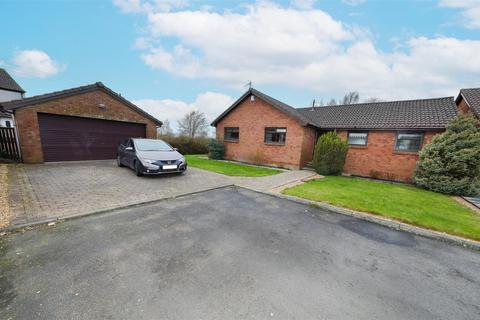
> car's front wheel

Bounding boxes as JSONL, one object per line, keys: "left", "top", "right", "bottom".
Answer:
{"left": 116, "top": 155, "right": 124, "bottom": 167}
{"left": 134, "top": 161, "right": 143, "bottom": 177}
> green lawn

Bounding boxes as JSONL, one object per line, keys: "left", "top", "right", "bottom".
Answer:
{"left": 283, "top": 176, "right": 480, "bottom": 240}
{"left": 185, "top": 154, "right": 281, "bottom": 177}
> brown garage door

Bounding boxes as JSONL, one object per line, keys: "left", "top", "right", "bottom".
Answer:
{"left": 38, "top": 113, "right": 146, "bottom": 162}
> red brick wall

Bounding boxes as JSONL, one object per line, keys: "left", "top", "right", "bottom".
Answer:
{"left": 338, "top": 130, "right": 439, "bottom": 182}
{"left": 457, "top": 99, "right": 471, "bottom": 114}
{"left": 215, "top": 95, "right": 313, "bottom": 169}
{"left": 15, "top": 89, "right": 158, "bottom": 163}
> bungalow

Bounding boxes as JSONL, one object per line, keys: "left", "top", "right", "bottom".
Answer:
{"left": 211, "top": 88, "right": 478, "bottom": 182}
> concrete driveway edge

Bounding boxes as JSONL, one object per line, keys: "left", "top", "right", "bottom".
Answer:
{"left": 1, "top": 184, "right": 235, "bottom": 234}
{"left": 240, "top": 186, "right": 480, "bottom": 251}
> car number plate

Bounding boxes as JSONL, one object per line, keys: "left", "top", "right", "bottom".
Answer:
{"left": 163, "top": 164, "right": 178, "bottom": 170}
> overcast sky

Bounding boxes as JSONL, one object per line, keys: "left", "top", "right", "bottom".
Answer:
{"left": 2, "top": 0, "right": 480, "bottom": 131}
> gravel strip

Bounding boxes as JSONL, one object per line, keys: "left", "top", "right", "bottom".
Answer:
{"left": 0, "top": 164, "right": 11, "bottom": 228}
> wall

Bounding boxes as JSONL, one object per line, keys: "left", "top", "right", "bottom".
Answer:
{"left": 457, "top": 98, "right": 480, "bottom": 120}
{"left": 215, "top": 95, "right": 312, "bottom": 169}
{"left": 338, "top": 130, "right": 439, "bottom": 182}
{"left": 457, "top": 99, "right": 471, "bottom": 114}
{"left": 0, "top": 89, "right": 22, "bottom": 103}
{"left": 14, "top": 89, "right": 158, "bottom": 163}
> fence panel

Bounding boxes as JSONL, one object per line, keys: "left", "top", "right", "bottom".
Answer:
{"left": 0, "top": 127, "right": 20, "bottom": 160}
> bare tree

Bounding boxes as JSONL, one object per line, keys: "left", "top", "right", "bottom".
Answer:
{"left": 322, "top": 91, "right": 360, "bottom": 106}
{"left": 364, "top": 97, "right": 383, "bottom": 103}
{"left": 341, "top": 91, "right": 360, "bottom": 105}
{"left": 157, "top": 119, "right": 173, "bottom": 136}
{"left": 177, "top": 110, "right": 209, "bottom": 138}
{"left": 327, "top": 98, "right": 338, "bottom": 106}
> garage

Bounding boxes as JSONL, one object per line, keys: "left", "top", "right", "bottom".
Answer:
{"left": 38, "top": 113, "right": 146, "bottom": 162}
{"left": 0, "top": 82, "right": 162, "bottom": 163}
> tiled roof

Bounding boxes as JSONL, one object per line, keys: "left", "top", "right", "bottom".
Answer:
{"left": 213, "top": 88, "right": 458, "bottom": 130}
{"left": 296, "top": 97, "right": 457, "bottom": 130}
{"left": 0, "top": 110, "right": 12, "bottom": 118}
{"left": 0, "top": 69, "right": 25, "bottom": 93}
{"left": 0, "top": 82, "right": 162, "bottom": 126}
{"left": 457, "top": 88, "right": 480, "bottom": 118}
{"left": 211, "top": 88, "right": 311, "bottom": 126}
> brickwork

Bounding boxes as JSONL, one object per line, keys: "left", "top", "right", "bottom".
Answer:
{"left": 14, "top": 89, "right": 158, "bottom": 163}
{"left": 457, "top": 99, "right": 471, "bottom": 115}
{"left": 215, "top": 95, "right": 314, "bottom": 169}
{"left": 338, "top": 130, "right": 439, "bottom": 182}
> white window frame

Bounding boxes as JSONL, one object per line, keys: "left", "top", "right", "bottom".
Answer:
{"left": 347, "top": 131, "right": 368, "bottom": 146}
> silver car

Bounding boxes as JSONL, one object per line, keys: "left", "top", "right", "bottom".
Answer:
{"left": 117, "top": 138, "right": 187, "bottom": 176}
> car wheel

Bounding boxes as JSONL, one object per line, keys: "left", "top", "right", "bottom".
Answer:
{"left": 134, "top": 161, "right": 143, "bottom": 177}
{"left": 116, "top": 155, "right": 124, "bottom": 167}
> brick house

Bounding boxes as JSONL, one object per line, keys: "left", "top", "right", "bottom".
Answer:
{"left": 212, "top": 88, "right": 463, "bottom": 182}
{"left": 455, "top": 88, "right": 480, "bottom": 119}
{"left": 0, "top": 82, "right": 162, "bottom": 163}
{"left": 0, "top": 68, "right": 25, "bottom": 127}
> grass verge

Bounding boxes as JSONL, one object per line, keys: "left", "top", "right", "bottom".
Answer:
{"left": 185, "top": 155, "right": 281, "bottom": 177}
{"left": 282, "top": 176, "right": 480, "bottom": 241}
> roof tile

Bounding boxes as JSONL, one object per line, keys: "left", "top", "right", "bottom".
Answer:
{"left": 297, "top": 97, "right": 457, "bottom": 130}
{"left": 0, "top": 69, "right": 25, "bottom": 93}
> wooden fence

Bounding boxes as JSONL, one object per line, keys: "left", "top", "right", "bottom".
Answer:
{"left": 0, "top": 127, "right": 20, "bottom": 161}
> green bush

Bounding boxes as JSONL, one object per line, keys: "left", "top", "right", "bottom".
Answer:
{"left": 414, "top": 114, "right": 480, "bottom": 196}
{"left": 208, "top": 139, "right": 225, "bottom": 160}
{"left": 312, "top": 131, "right": 349, "bottom": 175}
{"left": 158, "top": 134, "right": 209, "bottom": 155}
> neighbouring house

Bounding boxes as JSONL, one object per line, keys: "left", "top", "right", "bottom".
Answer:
{"left": 0, "top": 68, "right": 25, "bottom": 127}
{"left": 455, "top": 88, "right": 480, "bottom": 119}
{"left": 212, "top": 88, "right": 465, "bottom": 182}
{"left": 0, "top": 81, "right": 162, "bottom": 163}
{"left": 0, "top": 110, "right": 14, "bottom": 128}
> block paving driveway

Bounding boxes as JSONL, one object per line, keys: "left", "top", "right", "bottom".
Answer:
{"left": 6, "top": 161, "right": 314, "bottom": 227}
{"left": 1, "top": 187, "right": 479, "bottom": 319}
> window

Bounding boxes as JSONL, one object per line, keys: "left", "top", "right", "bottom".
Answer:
{"left": 5, "top": 121, "right": 11, "bottom": 127}
{"left": 224, "top": 127, "right": 239, "bottom": 141}
{"left": 348, "top": 131, "right": 368, "bottom": 146}
{"left": 395, "top": 132, "right": 424, "bottom": 152}
{"left": 134, "top": 139, "right": 173, "bottom": 151}
{"left": 265, "top": 127, "right": 287, "bottom": 144}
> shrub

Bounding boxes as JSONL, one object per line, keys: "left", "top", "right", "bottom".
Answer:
{"left": 312, "top": 131, "right": 349, "bottom": 175}
{"left": 208, "top": 139, "right": 225, "bottom": 160}
{"left": 158, "top": 134, "right": 209, "bottom": 155}
{"left": 413, "top": 114, "right": 480, "bottom": 196}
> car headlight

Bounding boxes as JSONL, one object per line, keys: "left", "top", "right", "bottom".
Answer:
{"left": 141, "top": 159, "right": 156, "bottom": 164}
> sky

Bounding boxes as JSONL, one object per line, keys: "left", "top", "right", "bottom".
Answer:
{"left": 1, "top": 0, "right": 480, "bottom": 132}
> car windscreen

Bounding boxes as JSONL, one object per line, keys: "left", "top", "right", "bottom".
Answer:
{"left": 135, "top": 140, "right": 173, "bottom": 151}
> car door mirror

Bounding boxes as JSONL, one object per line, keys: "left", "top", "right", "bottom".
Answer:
{"left": 173, "top": 148, "right": 178, "bottom": 151}
{"left": 125, "top": 146, "right": 133, "bottom": 151}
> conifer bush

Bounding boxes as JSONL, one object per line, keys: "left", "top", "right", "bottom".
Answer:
{"left": 208, "top": 139, "right": 225, "bottom": 160}
{"left": 312, "top": 131, "right": 349, "bottom": 175}
{"left": 414, "top": 114, "right": 480, "bottom": 196}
